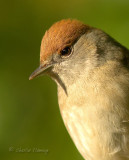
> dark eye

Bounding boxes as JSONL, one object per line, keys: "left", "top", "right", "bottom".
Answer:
{"left": 60, "top": 47, "right": 71, "bottom": 57}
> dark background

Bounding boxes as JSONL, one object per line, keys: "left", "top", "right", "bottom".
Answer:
{"left": 0, "top": 0, "right": 129, "bottom": 160}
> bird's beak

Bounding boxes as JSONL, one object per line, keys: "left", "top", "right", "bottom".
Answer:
{"left": 29, "top": 63, "right": 53, "bottom": 80}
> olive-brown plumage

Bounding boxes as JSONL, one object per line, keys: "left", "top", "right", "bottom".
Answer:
{"left": 30, "top": 19, "right": 129, "bottom": 160}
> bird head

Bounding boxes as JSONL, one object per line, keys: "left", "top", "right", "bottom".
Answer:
{"left": 29, "top": 19, "right": 127, "bottom": 90}
{"left": 29, "top": 19, "right": 94, "bottom": 81}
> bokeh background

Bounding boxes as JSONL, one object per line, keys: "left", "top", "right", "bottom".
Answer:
{"left": 0, "top": 0, "right": 129, "bottom": 160}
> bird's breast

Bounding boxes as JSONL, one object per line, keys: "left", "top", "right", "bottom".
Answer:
{"left": 57, "top": 63, "right": 129, "bottom": 160}
{"left": 60, "top": 105, "right": 96, "bottom": 160}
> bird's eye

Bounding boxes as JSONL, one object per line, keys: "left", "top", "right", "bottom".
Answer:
{"left": 60, "top": 47, "right": 71, "bottom": 58}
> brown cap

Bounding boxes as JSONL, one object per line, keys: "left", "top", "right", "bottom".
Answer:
{"left": 40, "top": 19, "right": 90, "bottom": 63}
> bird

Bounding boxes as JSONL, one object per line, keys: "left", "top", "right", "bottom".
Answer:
{"left": 29, "top": 19, "right": 129, "bottom": 160}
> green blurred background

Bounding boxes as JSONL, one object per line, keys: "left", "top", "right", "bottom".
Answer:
{"left": 0, "top": 0, "right": 129, "bottom": 160}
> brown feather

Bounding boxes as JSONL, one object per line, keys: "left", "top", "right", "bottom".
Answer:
{"left": 40, "top": 19, "right": 91, "bottom": 63}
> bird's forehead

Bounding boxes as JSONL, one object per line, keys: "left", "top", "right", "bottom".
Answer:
{"left": 40, "top": 19, "right": 90, "bottom": 63}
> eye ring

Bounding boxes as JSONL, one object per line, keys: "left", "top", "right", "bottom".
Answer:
{"left": 60, "top": 47, "right": 72, "bottom": 58}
